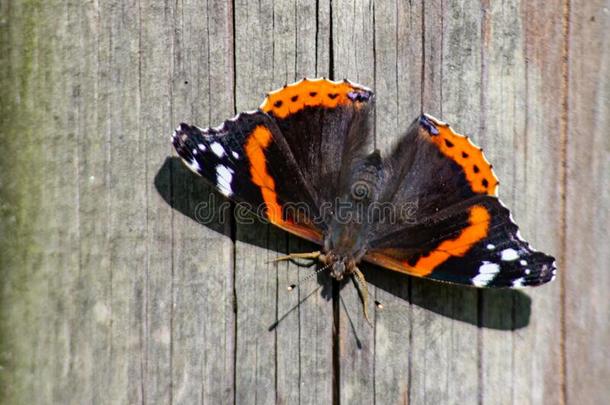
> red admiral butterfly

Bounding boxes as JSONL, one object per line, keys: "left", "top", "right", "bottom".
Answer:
{"left": 172, "top": 78, "right": 556, "bottom": 320}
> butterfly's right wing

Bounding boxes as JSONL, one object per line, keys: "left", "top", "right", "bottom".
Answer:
{"left": 364, "top": 115, "right": 556, "bottom": 288}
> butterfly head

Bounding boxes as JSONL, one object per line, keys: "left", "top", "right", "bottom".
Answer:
{"left": 322, "top": 252, "right": 357, "bottom": 281}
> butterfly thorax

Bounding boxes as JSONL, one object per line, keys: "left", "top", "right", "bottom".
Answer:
{"left": 322, "top": 181, "right": 381, "bottom": 279}
{"left": 323, "top": 219, "right": 369, "bottom": 280}
{"left": 322, "top": 150, "right": 385, "bottom": 279}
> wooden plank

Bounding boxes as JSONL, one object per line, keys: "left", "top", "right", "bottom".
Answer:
{"left": 233, "top": 1, "right": 333, "bottom": 404}
{"left": 139, "top": 2, "right": 176, "bottom": 403}
{"left": 2, "top": 4, "right": 51, "bottom": 400}
{"left": 290, "top": 9, "right": 335, "bottom": 404}
{"left": 37, "top": 2, "right": 82, "bottom": 403}
{"left": 65, "top": 1, "right": 110, "bottom": 403}
{"left": 0, "top": 1, "right": 39, "bottom": 402}
{"left": 98, "top": 1, "right": 149, "bottom": 403}
{"left": 331, "top": 1, "right": 376, "bottom": 404}
{"left": 0, "top": 1, "right": 82, "bottom": 403}
{"left": 565, "top": 1, "right": 610, "bottom": 403}
{"left": 233, "top": 1, "right": 278, "bottom": 399}
{"left": 507, "top": 2, "right": 565, "bottom": 403}
{"left": 371, "top": 1, "right": 423, "bottom": 403}
{"left": 168, "top": 0, "right": 236, "bottom": 403}
{"left": 0, "top": 1, "right": 608, "bottom": 404}
{"left": 478, "top": 1, "right": 529, "bottom": 403}
{"left": 477, "top": 1, "right": 564, "bottom": 404}
{"left": 272, "top": 4, "right": 314, "bottom": 403}
{"left": 276, "top": 3, "right": 335, "bottom": 403}
{"left": 410, "top": 2, "right": 482, "bottom": 403}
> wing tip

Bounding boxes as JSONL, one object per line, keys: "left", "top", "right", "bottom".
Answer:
{"left": 420, "top": 113, "right": 500, "bottom": 197}
{"left": 171, "top": 123, "right": 204, "bottom": 175}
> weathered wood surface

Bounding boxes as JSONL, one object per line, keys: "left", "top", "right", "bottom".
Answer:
{"left": 0, "top": 1, "right": 608, "bottom": 404}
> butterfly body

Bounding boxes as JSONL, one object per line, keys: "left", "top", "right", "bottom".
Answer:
{"left": 172, "top": 78, "right": 556, "bottom": 302}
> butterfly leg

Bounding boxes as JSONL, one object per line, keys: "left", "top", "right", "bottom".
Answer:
{"left": 352, "top": 267, "right": 373, "bottom": 326}
{"left": 269, "top": 251, "right": 322, "bottom": 263}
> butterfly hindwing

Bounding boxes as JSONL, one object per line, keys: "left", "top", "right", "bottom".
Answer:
{"left": 365, "top": 195, "right": 556, "bottom": 287}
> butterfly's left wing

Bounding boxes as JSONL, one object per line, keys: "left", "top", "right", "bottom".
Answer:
{"left": 172, "top": 110, "right": 324, "bottom": 244}
{"left": 172, "top": 78, "right": 375, "bottom": 245}
{"left": 364, "top": 115, "right": 556, "bottom": 288}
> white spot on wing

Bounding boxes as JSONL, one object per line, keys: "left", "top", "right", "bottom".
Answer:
{"left": 472, "top": 261, "right": 500, "bottom": 287}
{"left": 210, "top": 142, "right": 225, "bottom": 157}
{"left": 479, "top": 262, "right": 501, "bottom": 274}
{"left": 472, "top": 274, "right": 495, "bottom": 287}
{"left": 216, "top": 165, "right": 234, "bottom": 197}
{"left": 198, "top": 143, "right": 206, "bottom": 151}
{"left": 512, "top": 277, "right": 526, "bottom": 288}
{"left": 501, "top": 248, "right": 519, "bottom": 261}
{"left": 486, "top": 243, "right": 495, "bottom": 250}
{"left": 524, "top": 268, "right": 531, "bottom": 275}
{"left": 520, "top": 259, "right": 527, "bottom": 266}
{"left": 185, "top": 159, "right": 201, "bottom": 175}
{"left": 232, "top": 151, "right": 240, "bottom": 159}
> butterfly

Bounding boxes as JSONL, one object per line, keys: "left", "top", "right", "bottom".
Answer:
{"left": 171, "top": 78, "right": 556, "bottom": 322}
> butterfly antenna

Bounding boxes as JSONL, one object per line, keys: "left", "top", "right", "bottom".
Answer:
{"left": 287, "top": 262, "right": 333, "bottom": 291}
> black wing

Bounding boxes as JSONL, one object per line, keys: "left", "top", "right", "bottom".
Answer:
{"left": 364, "top": 115, "right": 556, "bottom": 288}
{"left": 260, "top": 78, "right": 375, "bottom": 213}
{"left": 171, "top": 78, "right": 375, "bottom": 244}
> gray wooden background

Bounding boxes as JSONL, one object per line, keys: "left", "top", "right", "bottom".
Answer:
{"left": 1, "top": 0, "right": 608, "bottom": 404}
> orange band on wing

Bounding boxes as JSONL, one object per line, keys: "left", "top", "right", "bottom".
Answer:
{"left": 244, "top": 125, "right": 323, "bottom": 243}
{"left": 425, "top": 115, "right": 499, "bottom": 196}
{"left": 365, "top": 205, "right": 490, "bottom": 277}
{"left": 411, "top": 205, "right": 490, "bottom": 275}
{"left": 245, "top": 126, "right": 282, "bottom": 221}
{"left": 260, "top": 78, "right": 370, "bottom": 119}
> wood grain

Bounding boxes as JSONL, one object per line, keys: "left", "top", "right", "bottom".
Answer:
{"left": 411, "top": 2, "right": 481, "bottom": 403}
{"left": 331, "top": 1, "right": 376, "bottom": 404}
{"left": 478, "top": 1, "right": 565, "bottom": 404}
{"left": 170, "top": 1, "right": 236, "bottom": 403}
{"left": 565, "top": 1, "right": 610, "bottom": 404}
{"left": 371, "top": 2, "right": 423, "bottom": 403}
{"left": 0, "top": 1, "right": 608, "bottom": 404}
{"left": 233, "top": 1, "right": 333, "bottom": 404}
